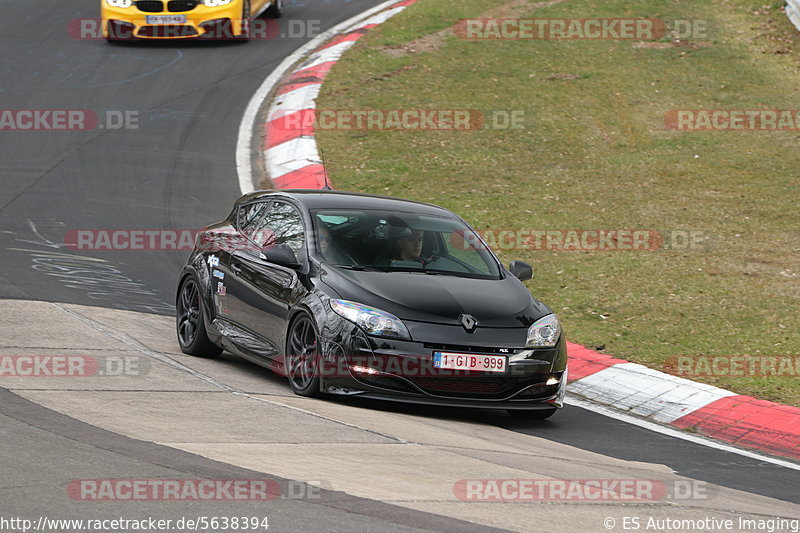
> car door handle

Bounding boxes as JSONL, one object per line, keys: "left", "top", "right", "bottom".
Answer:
{"left": 230, "top": 263, "right": 242, "bottom": 275}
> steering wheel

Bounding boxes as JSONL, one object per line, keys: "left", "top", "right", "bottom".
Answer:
{"left": 421, "top": 251, "right": 440, "bottom": 267}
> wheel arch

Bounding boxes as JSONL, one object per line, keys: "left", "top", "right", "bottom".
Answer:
{"left": 177, "top": 263, "right": 218, "bottom": 336}
{"left": 284, "top": 300, "right": 320, "bottom": 353}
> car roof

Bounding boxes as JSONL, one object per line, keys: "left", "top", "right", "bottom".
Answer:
{"left": 236, "top": 189, "right": 458, "bottom": 218}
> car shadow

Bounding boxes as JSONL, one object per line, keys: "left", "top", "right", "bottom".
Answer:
{"left": 329, "top": 395, "right": 560, "bottom": 427}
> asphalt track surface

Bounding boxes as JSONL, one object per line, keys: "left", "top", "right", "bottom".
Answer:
{"left": 0, "top": 0, "right": 797, "bottom": 531}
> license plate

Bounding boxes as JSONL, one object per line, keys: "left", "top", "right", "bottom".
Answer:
{"left": 146, "top": 15, "right": 187, "bottom": 24}
{"left": 433, "top": 352, "right": 507, "bottom": 373}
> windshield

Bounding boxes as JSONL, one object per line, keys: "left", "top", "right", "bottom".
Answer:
{"left": 311, "top": 209, "right": 501, "bottom": 279}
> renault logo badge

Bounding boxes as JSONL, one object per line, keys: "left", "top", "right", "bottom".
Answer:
{"left": 459, "top": 314, "right": 477, "bottom": 333}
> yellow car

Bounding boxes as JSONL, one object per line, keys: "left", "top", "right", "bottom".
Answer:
{"left": 101, "top": 0, "right": 283, "bottom": 40}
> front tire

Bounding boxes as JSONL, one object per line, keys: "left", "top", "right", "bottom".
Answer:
{"left": 176, "top": 275, "right": 222, "bottom": 358}
{"left": 508, "top": 408, "right": 557, "bottom": 420}
{"left": 264, "top": 0, "right": 283, "bottom": 18}
{"left": 285, "top": 314, "right": 322, "bottom": 397}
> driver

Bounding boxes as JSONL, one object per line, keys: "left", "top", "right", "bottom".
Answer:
{"left": 394, "top": 228, "right": 425, "bottom": 261}
{"left": 318, "top": 222, "right": 353, "bottom": 265}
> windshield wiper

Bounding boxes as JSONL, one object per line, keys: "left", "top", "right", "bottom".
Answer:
{"left": 420, "top": 269, "right": 460, "bottom": 276}
{"left": 333, "top": 264, "right": 385, "bottom": 272}
{"left": 386, "top": 267, "right": 460, "bottom": 277}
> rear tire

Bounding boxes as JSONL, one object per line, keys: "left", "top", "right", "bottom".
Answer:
{"left": 508, "top": 408, "right": 557, "bottom": 420}
{"left": 176, "top": 275, "right": 222, "bottom": 358}
{"left": 285, "top": 314, "right": 322, "bottom": 397}
{"left": 264, "top": 0, "right": 283, "bottom": 18}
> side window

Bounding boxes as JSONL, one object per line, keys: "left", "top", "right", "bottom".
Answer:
{"left": 236, "top": 202, "right": 269, "bottom": 235}
{"left": 253, "top": 202, "right": 305, "bottom": 255}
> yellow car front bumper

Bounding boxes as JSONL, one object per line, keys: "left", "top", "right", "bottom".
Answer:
{"left": 101, "top": 1, "right": 247, "bottom": 39}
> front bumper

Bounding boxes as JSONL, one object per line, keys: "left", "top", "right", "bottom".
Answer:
{"left": 101, "top": 2, "right": 246, "bottom": 39}
{"left": 319, "top": 318, "right": 569, "bottom": 409}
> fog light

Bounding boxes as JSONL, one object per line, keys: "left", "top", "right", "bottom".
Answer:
{"left": 546, "top": 376, "right": 560, "bottom": 386}
{"left": 350, "top": 365, "right": 380, "bottom": 376}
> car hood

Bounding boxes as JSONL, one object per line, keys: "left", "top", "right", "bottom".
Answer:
{"left": 320, "top": 267, "right": 551, "bottom": 328}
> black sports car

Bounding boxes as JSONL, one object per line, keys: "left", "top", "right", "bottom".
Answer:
{"left": 176, "top": 190, "right": 567, "bottom": 418}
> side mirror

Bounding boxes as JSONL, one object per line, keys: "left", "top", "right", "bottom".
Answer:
{"left": 260, "top": 244, "right": 301, "bottom": 270}
{"left": 509, "top": 260, "right": 533, "bottom": 281}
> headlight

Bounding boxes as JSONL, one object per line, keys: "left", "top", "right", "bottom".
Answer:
{"left": 525, "top": 314, "right": 561, "bottom": 348}
{"left": 106, "top": 0, "right": 133, "bottom": 7}
{"left": 204, "top": 0, "right": 233, "bottom": 6}
{"left": 330, "top": 299, "right": 411, "bottom": 340}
